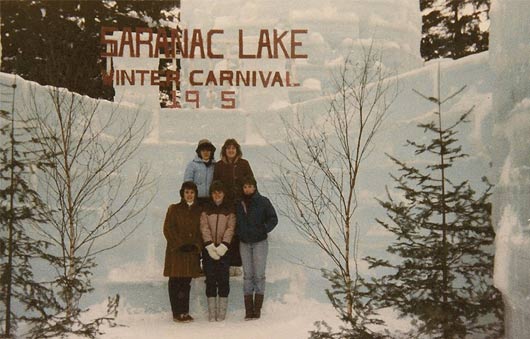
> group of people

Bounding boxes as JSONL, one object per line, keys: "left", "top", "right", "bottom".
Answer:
{"left": 163, "top": 138, "right": 278, "bottom": 323}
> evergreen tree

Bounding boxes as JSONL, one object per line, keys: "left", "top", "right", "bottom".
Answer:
{"left": 309, "top": 270, "right": 388, "bottom": 339}
{"left": 0, "top": 79, "right": 58, "bottom": 338}
{"left": 420, "top": 0, "right": 490, "bottom": 60}
{"left": 0, "top": 1, "right": 180, "bottom": 100}
{"left": 366, "top": 75, "right": 503, "bottom": 338}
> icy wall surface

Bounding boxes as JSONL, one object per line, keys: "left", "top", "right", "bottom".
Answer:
{"left": 489, "top": 1, "right": 530, "bottom": 338}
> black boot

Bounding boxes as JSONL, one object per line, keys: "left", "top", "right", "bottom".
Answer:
{"left": 244, "top": 294, "right": 254, "bottom": 320}
{"left": 254, "top": 294, "right": 264, "bottom": 319}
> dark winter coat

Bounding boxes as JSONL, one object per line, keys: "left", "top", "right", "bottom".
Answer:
{"left": 184, "top": 155, "right": 215, "bottom": 198}
{"left": 163, "top": 201, "right": 203, "bottom": 278}
{"left": 200, "top": 201, "right": 236, "bottom": 247}
{"left": 213, "top": 156, "right": 254, "bottom": 204}
{"left": 236, "top": 191, "right": 278, "bottom": 243}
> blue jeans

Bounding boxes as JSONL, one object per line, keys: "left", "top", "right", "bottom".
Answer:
{"left": 240, "top": 239, "right": 268, "bottom": 295}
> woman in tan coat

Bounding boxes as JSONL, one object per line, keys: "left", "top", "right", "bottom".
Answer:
{"left": 163, "top": 181, "right": 203, "bottom": 323}
{"left": 200, "top": 180, "right": 236, "bottom": 322}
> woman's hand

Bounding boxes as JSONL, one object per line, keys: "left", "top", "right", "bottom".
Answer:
{"left": 205, "top": 243, "right": 220, "bottom": 260}
{"left": 215, "top": 243, "right": 229, "bottom": 256}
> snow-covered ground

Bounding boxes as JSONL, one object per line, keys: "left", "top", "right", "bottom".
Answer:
{"left": 76, "top": 282, "right": 412, "bottom": 339}
{"left": 85, "top": 294, "right": 341, "bottom": 339}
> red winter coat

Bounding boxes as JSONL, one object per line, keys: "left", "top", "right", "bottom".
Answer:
{"left": 213, "top": 156, "right": 254, "bottom": 204}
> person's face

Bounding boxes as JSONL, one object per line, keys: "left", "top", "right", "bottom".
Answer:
{"left": 200, "top": 148, "right": 211, "bottom": 161}
{"left": 225, "top": 145, "right": 237, "bottom": 160}
{"left": 243, "top": 184, "right": 256, "bottom": 195}
{"left": 212, "top": 190, "right": 224, "bottom": 204}
{"left": 183, "top": 189, "right": 195, "bottom": 203}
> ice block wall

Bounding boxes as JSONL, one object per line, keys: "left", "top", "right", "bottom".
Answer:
{"left": 489, "top": 0, "right": 530, "bottom": 338}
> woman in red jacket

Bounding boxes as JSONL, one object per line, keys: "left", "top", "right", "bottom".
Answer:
{"left": 213, "top": 139, "right": 254, "bottom": 275}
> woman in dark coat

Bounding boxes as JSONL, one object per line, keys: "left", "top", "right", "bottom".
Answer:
{"left": 236, "top": 176, "right": 278, "bottom": 320}
{"left": 213, "top": 138, "right": 254, "bottom": 273}
{"left": 163, "top": 181, "right": 203, "bottom": 323}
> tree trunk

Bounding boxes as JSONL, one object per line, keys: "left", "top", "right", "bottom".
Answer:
{"left": 436, "top": 63, "right": 450, "bottom": 339}
{"left": 3, "top": 82, "right": 17, "bottom": 338}
{"left": 452, "top": 0, "right": 462, "bottom": 59}
{"left": 56, "top": 93, "right": 76, "bottom": 317}
{"left": 345, "top": 219, "right": 353, "bottom": 319}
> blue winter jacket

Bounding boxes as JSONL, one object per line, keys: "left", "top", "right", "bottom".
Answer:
{"left": 183, "top": 155, "right": 215, "bottom": 198}
{"left": 236, "top": 191, "right": 278, "bottom": 243}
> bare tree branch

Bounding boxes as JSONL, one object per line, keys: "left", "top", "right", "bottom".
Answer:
{"left": 23, "top": 83, "right": 155, "bottom": 331}
{"left": 273, "top": 42, "right": 398, "bottom": 318}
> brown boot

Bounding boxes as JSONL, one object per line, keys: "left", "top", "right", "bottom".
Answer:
{"left": 254, "top": 294, "right": 264, "bottom": 319}
{"left": 244, "top": 294, "right": 254, "bottom": 320}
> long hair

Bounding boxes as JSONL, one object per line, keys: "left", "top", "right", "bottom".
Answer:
{"left": 221, "top": 138, "right": 242, "bottom": 159}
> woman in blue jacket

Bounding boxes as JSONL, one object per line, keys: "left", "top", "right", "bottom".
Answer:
{"left": 236, "top": 175, "right": 278, "bottom": 320}
{"left": 183, "top": 139, "right": 216, "bottom": 205}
